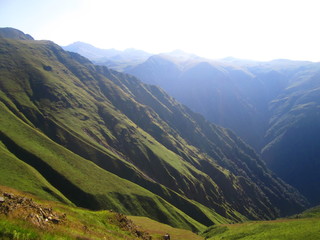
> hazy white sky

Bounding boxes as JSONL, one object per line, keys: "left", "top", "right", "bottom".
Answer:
{"left": 1, "top": 0, "right": 320, "bottom": 61}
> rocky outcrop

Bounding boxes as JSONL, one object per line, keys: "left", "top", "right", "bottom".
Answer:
{"left": 0, "top": 191, "right": 66, "bottom": 228}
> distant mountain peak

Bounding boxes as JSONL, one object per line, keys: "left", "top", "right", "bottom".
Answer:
{"left": 161, "top": 49, "right": 199, "bottom": 59}
{"left": 67, "top": 41, "right": 95, "bottom": 48}
{"left": 169, "top": 49, "right": 189, "bottom": 55}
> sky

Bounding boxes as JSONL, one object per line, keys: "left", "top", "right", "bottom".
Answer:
{"left": 1, "top": 0, "right": 320, "bottom": 61}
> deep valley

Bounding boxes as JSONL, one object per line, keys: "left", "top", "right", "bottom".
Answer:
{"left": 0, "top": 27, "right": 319, "bottom": 239}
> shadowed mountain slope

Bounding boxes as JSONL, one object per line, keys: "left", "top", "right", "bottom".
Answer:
{"left": 0, "top": 29, "right": 308, "bottom": 230}
{"left": 126, "top": 54, "right": 320, "bottom": 205}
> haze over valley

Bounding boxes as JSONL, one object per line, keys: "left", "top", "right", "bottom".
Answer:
{"left": 64, "top": 40, "right": 320, "bottom": 206}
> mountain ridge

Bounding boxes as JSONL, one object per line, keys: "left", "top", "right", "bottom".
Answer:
{"left": 0, "top": 28, "right": 308, "bottom": 231}
{"left": 0, "top": 27, "right": 34, "bottom": 41}
{"left": 69, "top": 41, "right": 320, "bottom": 206}
{"left": 124, "top": 53, "right": 320, "bottom": 205}
{"left": 63, "top": 41, "right": 152, "bottom": 72}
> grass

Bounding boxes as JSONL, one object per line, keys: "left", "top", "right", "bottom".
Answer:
{"left": 0, "top": 218, "right": 40, "bottom": 240}
{"left": 0, "top": 36, "right": 306, "bottom": 232}
{"left": 0, "top": 196, "right": 131, "bottom": 239}
{"left": 0, "top": 141, "right": 72, "bottom": 204}
{"left": 128, "top": 216, "right": 204, "bottom": 240}
{"left": 0, "top": 185, "right": 203, "bottom": 240}
{"left": 0, "top": 37, "right": 239, "bottom": 228}
{"left": 1, "top": 185, "right": 319, "bottom": 240}
{"left": 0, "top": 99, "right": 207, "bottom": 231}
{"left": 298, "top": 205, "right": 320, "bottom": 218}
{"left": 202, "top": 217, "right": 320, "bottom": 240}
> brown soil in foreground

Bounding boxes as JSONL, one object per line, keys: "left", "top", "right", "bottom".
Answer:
{"left": 0, "top": 190, "right": 66, "bottom": 228}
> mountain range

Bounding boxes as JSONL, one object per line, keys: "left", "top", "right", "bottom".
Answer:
{"left": 125, "top": 54, "right": 320, "bottom": 205}
{"left": 65, "top": 41, "right": 320, "bottom": 206}
{"left": 0, "top": 28, "right": 311, "bottom": 232}
{"left": 63, "top": 41, "right": 152, "bottom": 72}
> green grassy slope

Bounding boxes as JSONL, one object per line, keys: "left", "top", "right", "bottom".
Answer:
{"left": 128, "top": 216, "right": 204, "bottom": 240}
{"left": 0, "top": 37, "right": 235, "bottom": 228}
{"left": 0, "top": 185, "right": 204, "bottom": 240}
{"left": 0, "top": 141, "right": 71, "bottom": 204}
{"left": 0, "top": 29, "right": 308, "bottom": 230}
{"left": 202, "top": 205, "right": 320, "bottom": 240}
{"left": 299, "top": 205, "right": 320, "bottom": 218}
{"left": 202, "top": 207, "right": 320, "bottom": 240}
{"left": 202, "top": 218, "right": 320, "bottom": 240}
{"left": 0, "top": 100, "right": 205, "bottom": 231}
